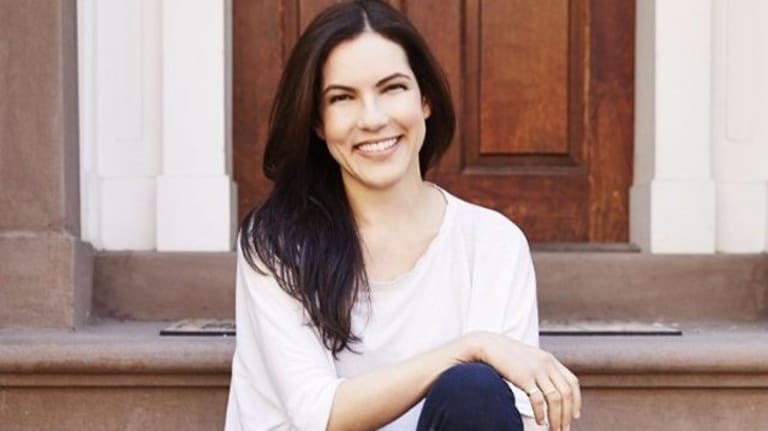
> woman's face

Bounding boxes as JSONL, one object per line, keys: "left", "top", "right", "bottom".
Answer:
{"left": 317, "top": 32, "right": 431, "bottom": 192}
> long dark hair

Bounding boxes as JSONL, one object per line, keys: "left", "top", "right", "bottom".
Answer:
{"left": 240, "top": 0, "right": 455, "bottom": 356}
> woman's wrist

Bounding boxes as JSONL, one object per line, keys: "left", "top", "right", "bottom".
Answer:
{"left": 457, "top": 331, "right": 494, "bottom": 364}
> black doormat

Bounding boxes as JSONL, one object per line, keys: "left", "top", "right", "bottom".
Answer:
{"left": 160, "top": 319, "right": 235, "bottom": 336}
{"left": 160, "top": 320, "right": 682, "bottom": 337}
{"left": 540, "top": 322, "right": 682, "bottom": 336}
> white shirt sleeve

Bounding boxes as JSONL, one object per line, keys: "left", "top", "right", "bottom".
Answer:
{"left": 463, "top": 208, "right": 539, "bottom": 418}
{"left": 230, "top": 247, "right": 344, "bottom": 431}
{"left": 498, "top": 223, "right": 539, "bottom": 418}
{"left": 499, "top": 226, "right": 540, "bottom": 350}
{"left": 499, "top": 225, "right": 540, "bottom": 419}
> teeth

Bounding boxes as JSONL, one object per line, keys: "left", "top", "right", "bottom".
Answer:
{"left": 357, "top": 137, "right": 398, "bottom": 153}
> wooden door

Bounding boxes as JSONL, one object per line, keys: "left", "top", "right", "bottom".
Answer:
{"left": 234, "top": 0, "right": 634, "bottom": 243}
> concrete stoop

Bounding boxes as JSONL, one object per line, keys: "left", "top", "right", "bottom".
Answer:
{"left": 0, "top": 322, "right": 231, "bottom": 431}
{"left": 2, "top": 251, "right": 765, "bottom": 429}
{"left": 548, "top": 326, "right": 768, "bottom": 430}
{"left": 2, "top": 321, "right": 767, "bottom": 431}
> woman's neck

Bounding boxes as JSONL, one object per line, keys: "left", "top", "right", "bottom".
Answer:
{"left": 342, "top": 171, "right": 448, "bottom": 282}
{"left": 343, "top": 173, "right": 435, "bottom": 232}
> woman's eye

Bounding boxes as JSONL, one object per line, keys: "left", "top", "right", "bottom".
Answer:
{"left": 384, "top": 83, "right": 408, "bottom": 93}
{"left": 329, "top": 94, "right": 352, "bottom": 104}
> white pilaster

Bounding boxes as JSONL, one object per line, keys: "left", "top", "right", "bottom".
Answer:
{"left": 711, "top": 0, "right": 768, "bottom": 253}
{"left": 156, "top": 0, "right": 235, "bottom": 251}
{"left": 77, "top": 0, "right": 100, "bottom": 248}
{"left": 78, "top": 0, "right": 161, "bottom": 250}
{"left": 631, "top": 0, "right": 716, "bottom": 253}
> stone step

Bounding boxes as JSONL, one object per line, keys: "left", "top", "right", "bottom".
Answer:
{"left": 0, "top": 321, "right": 231, "bottom": 431}
{"left": 92, "top": 251, "right": 768, "bottom": 324}
{"left": 2, "top": 320, "right": 767, "bottom": 430}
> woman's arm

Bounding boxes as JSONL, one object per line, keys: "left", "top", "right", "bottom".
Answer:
{"left": 474, "top": 332, "right": 581, "bottom": 431}
{"left": 329, "top": 220, "right": 581, "bottom": 431}
{"left": 327, "top": 332, "right": 580, "bottom": 431}
{"left": 327, "top": 335, "right": 469, "bottom": 430}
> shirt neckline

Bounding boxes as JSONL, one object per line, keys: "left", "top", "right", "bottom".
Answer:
{"left": 367, "top": 184, "right": 455, "bottom": 288}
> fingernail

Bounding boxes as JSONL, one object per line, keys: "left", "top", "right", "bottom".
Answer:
{"left": 565, "top": 425, "right": 571, "bottom": 431}
{"left": 576, "top": 410, "right": 581, "bottom": 419}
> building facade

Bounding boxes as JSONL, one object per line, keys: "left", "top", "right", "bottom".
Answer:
{"left": 75, "top": 0, "right": 768, "bottom": 255}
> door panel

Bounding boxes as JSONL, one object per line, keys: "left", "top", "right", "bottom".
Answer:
{"left": 479, "top": 0, "right": 569, "bottom": 155}
{"left": 233, "top": 0, "right": 634, "bottom": 242}
{"left": 419, "top": 0, "right": 594, "bottom": 242}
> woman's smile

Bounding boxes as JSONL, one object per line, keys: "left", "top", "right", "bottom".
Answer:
{"left": 354, "top": 136, "right": 401, "bottom": 155}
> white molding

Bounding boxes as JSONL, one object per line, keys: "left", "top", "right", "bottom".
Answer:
{"left": 160, "top": 0, "right": 230, "bottom": 175}
{"left": 631, "top": 180, "right": 716, "bottom": 254}
{"left": 724, "top": 0, "right": 757, "bottom": 142}
{"left": 631, "top": 0, "right": 716, "bottom": 253}
{"left": 632, "top": 0, "right": 655, "bottom": 186}
{"left": 653, "top": 1, "right": 712, "bottom": 180}
{"left": 156, "top": 176, "right": 236, "bottom": 251}
{"left": 715, "top": 182, "right": 767, "bottom": 253}
{"left": 77, "top": 0, "right": 161, "bottom": 250}
{"left": 711, "top": 0, "right": 768, "bottom": 252}
{"left": 79, "top": 0, "right": 235, "bottom": 251}
{"left": 95, "top": 0, "right": 161, "bottom": 178}
{"left": 77, "top": 0, "right": 99, "bottom": 247}
{"left": 100, "top": 178, "right": 157, "bottom": 250}
{"left": 157, "top": 0, "right": 234, "bottom": 251}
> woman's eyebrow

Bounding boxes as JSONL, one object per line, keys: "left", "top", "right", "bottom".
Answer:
{"left": 322, "top": 72, "right": 412, "bottom": 95}
{"left": 322, "top": 84, "right": 355, "bottom": 95}
{"left": 375, "top": 72, "right": 412, "bottom": 86}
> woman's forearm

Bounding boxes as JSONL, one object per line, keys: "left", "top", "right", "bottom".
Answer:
{"left": 326, "top": 335, "right": 481, "bottom": 431}
{"left": 326, "top": 331, "right": 580, "bottom": 431}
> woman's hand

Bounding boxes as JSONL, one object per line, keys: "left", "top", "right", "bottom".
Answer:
{"left": 465, "top": 331, "right": 581, "bottom": 431}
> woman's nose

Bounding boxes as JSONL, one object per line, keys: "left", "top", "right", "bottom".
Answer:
{"left": 356, "top": 98, "right": 388, "bottom": 130}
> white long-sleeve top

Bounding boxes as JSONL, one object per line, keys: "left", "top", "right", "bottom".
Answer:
{"left": 225, "top": 189, "right": 539, "bottom": 430}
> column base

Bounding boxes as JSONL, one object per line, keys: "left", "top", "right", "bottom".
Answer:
{"left": 156, "top": 175, "right": 236, "bottom": 251}
{"left": 716, "top": 181, "right": 768, "bottom": 253}
{"left": 630, "top": 180, "right": 716, "bottom": 253}
{"left": 0, "top": 233, "right": 93, "bottom": 328}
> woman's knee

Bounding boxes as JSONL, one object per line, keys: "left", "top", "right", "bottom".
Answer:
{"left": 430, "top": 362, "right": 512, "bottom": 403}
{"left": 418, "top": 363, "right": 522, "bottom": 431}
{"left": 430, "top": 362, "right": 514, "bottom": 408}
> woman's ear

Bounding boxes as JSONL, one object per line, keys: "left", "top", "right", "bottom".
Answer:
{"left": 422, "top": 97, "right": 431, "bottom": 120}
{"left": 314, "top": 122, "right": 325, "bottom": 140}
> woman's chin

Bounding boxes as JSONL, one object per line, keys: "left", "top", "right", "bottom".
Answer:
{"left": 346, "top": 170, "right": 411, "bottom": 191}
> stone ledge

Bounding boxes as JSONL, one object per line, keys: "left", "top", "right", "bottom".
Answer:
{"left": 0, "top": 321, "right": 232, "bottom": 375}
{"left": 93, "top": 252, "right": 235, "bottom": 321}
{"left": 546, "top": 325, "right": 768, "bottom": 375}
{"left": 2, "top": 321, "right": 767, "bottom": 387}
{"left": 3, "top": 321, "right": 767, "bottom": 430}
{"left": 92, "top": 251, "right": 768, "bottom": 322}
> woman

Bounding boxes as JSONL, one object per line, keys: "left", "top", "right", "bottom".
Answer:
{"left": 226, "top": 1, "right": 580, "bottom": 430}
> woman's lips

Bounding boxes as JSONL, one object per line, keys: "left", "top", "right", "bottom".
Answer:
{"left": 354, "top": 136, "right": 400, "bottom": 153}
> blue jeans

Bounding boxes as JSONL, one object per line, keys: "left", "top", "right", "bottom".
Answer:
{"left": 417, "top": 362, "right": 523, "bottom": 431}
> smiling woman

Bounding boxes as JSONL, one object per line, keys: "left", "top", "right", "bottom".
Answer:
{"left": 226, "top": 1, "right": 580, "bottom": 431}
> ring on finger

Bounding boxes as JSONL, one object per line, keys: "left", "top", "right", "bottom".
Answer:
{"left": 525, "top": 387, "right": 542, "bottom": 398}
